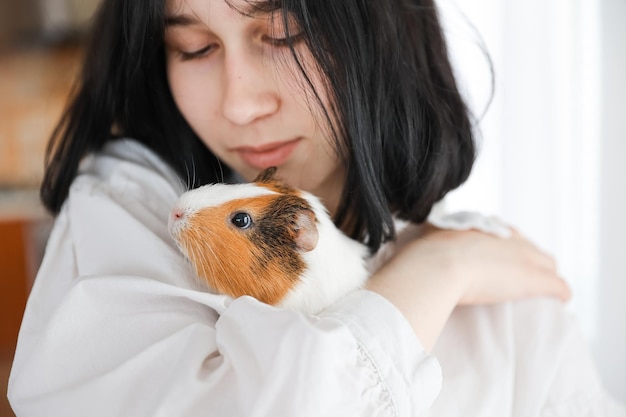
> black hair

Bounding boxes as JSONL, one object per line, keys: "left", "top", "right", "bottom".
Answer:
{"left": 42, "top": 0, "right": 476, "bottom": 253}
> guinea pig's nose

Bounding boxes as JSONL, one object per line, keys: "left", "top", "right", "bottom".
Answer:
{"left": 168, "top": 207, "right": 188, "bottom": 236}
{"left": 171, "top": 208, "right": 185, "bottom": 221}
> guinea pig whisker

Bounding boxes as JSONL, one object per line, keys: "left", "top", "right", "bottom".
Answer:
{"left": 186, "top": 228, "right": 227, "bottom": 292}
{"left": 173, "top": 172, "right": 188, "bottom": 195}
{"left": 183, "top": 161, "right": 191, "bottom": 191}
{"left": 176, "top": 239, "right": 203, "bottom": 288}
{"left": 187, "top": 239, "right": 213, "bottom": 289}
{"left": 216, "top": 159, "right": 225, "bottom": 183}
{"left": 204, "top": 241, "right": 228, "bottom": 285}
{"left": 185, "top": 254, "right": 205, "bottom": 289}
{"left": 191, "top": 155, "right": 197, "bottom": 189}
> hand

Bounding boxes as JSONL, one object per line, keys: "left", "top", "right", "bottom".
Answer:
{"left": 417, "top": 223, "right": 571, "bottom": 305}
{"left": 365, "top": 223, "right": 570, "bottom": 350}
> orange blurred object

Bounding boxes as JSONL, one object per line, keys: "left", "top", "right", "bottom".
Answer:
{"left": 0, "top": 44, "right": 81, "bottom": 187}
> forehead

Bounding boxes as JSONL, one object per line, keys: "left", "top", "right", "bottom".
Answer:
{"left": 176, "top": 183, "right": 277, "bottom": 210}
{"left": 165, "top": 0, "right": 274, "bottom": 19}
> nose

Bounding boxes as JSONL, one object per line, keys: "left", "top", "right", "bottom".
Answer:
{"left": 221, "top": 53, "right": 281, "bottom": 125}
{"left": 171, "top": 208, "right": 185, "bottom": 221}
{"left": 168, "top": 207, "right": 187, "bottom": 236}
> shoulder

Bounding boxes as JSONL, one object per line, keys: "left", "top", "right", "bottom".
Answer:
{"left": 74, "top": 138, "right": 185, "bottom": 203}
{"left": 59, "top": 138, "right": 192, "bottom": 280}
{"left": 67, "top": 139, "right": 185, "bottom": 236}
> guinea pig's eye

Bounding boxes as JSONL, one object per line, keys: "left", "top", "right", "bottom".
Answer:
{"left": 231, "top": 212, "right": 253, "bottom": 230}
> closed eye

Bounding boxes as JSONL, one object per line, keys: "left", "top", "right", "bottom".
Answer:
{"left": 179, "top": 44, "right": 217, "bottom": 61}
{"left": 263, "top": 9, "right": 304, "bottom": 48}
{"left": 262, "top": 32, "right": 305, "bottom": 47}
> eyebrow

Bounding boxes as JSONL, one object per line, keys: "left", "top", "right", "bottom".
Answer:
{"left": 164, "top": 1, "right": 284, "bottom": 28}
{"left": 164, "top": 13, "right": 202, "bottom": 27}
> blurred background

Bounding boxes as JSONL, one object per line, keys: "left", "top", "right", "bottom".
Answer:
{"left": 0, "top": 0, "right": 99, "bottom": 415}
{"left": 0, "top": 0, "right": 623, "bottom": 416}
{"left": 442, "top": 0, "right": 626, "bottom": 405}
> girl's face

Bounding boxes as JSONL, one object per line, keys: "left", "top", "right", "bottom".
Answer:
{"left": 165, "top": 0, "right": 345, "bottom": 213}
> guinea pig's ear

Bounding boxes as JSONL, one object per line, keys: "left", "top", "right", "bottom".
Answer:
{"left": 254, "top": 167, "right": 297, "bottom": 195}
{"left": 290, "top": 209, "right": 319, "bottom": 252}
{"left": 254, "top": 167, "right": 278, "bottom": 183}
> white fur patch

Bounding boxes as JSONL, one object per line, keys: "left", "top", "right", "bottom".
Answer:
{"left": 168, "top": 183, "right": 276, "bottom": 238}
{"left": 277, "top": 191, "right": 369, "bottom": 315}
{"left": 175, "top": 183, "right": 277, "bottom": 212}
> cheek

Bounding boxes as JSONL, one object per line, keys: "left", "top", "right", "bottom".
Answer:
{"left": 166, "top": 61, "right": 220, "bottom": 138}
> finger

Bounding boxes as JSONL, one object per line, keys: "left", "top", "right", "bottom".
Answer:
{"left": 544, "top": 274, "right": 571, "bottom": 302}
{"left": 524, "top": 268, "right": 572, "bottom": 302}
{"left": 520, "top": 242, "right": 559, "bottom": 273}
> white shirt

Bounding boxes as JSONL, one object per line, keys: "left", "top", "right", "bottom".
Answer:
{"left": 8, "top": 139, "right": 625, "bottom": 417}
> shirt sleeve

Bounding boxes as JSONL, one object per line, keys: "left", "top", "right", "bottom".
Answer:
{"left": 8, "top": 140, "right": 441, "bottom": 417}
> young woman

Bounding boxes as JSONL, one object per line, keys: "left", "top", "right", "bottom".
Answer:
{"left": 9, "top": 0, "right": 623, "bottom": 415}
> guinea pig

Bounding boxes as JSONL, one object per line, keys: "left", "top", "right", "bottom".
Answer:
{"left": 168, "top": 167, "right": 370, "bottom": 315}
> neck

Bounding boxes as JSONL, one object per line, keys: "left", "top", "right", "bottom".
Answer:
{"left": 309, "top": 168, "right": 345, "bottom": 219}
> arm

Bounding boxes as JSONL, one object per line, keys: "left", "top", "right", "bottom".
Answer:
{"left": 366, "top": 223, "right": 571, "bottom": 351}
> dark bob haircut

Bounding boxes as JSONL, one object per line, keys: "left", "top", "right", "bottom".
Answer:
{"left": 41, "top": 0, "right": 476, "bottom": 253}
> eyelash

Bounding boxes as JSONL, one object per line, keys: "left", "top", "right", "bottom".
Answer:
{"left": 263, "top": 32, "right": 305, "bottom": 47}
{"left": 179, "top": 44, "right": 215, "bottom": 61}
{"left": 177, "top": 32, "right": 304, "bottom": 61}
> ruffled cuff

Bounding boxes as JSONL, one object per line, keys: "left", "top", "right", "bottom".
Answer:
{"left": 320, "top": 289, "right": 442, "bottom": 415}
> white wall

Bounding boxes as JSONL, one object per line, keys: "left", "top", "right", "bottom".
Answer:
{"left": 440, "top": 0, "right": 625, "bottom": 402}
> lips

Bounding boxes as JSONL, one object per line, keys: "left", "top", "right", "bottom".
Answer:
{"left": 235, "top": 138, "right": 301, "bottom": 170}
